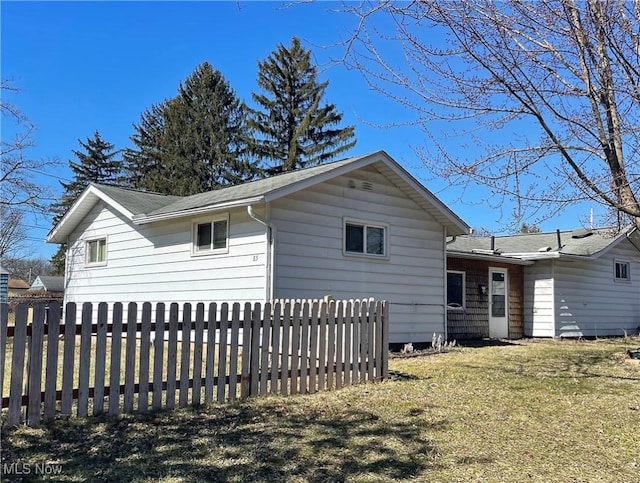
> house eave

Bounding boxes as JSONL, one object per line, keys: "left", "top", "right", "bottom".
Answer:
{"left": 447, "top": 251, "right": 534, "bottom": 265}
{"left": 133, "top": 196, "right": 265, "bottom": 224}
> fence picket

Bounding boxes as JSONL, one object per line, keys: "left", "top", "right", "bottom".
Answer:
{"left": 327, "top": 300, "right": 336, "bottom": 390}
{"left": 241, "top": 303, "right": 252, "bottom": 399}
{"left": 259, "top": 302, "right": 271, "bottom": 396}
{"left": 204, "top": 303, "right": 217, "bottom": 404}
{"left": 360, "top": 301, "right": 368, "bottom": 380}
{"left": 43, "top": 301, "right": 61, "bottom": 422}
{"left": 318, "top": 302, "right": 327, "bottom": 391}
{"left": 290, "top": 302, "right": 301, "bottom": 395}
{"left": 0, "top": 304, "right": 8, "bottom": 402}
{"left": 0, "top": 305, "right": 6, "bottom": 399}
{"left": 77, "top": 303, "right": 93, "bottom": 417}
{"left": 93, "top": 303, "right": 108, "bottom": 416}
{"left": 27, "top": 303, "right": 45, "bottom": 425}
{"left": 228, "top": 303, "right": 241, "bottom": 401}
{"left": 123, "top": 302, "right": 137, "bottom": 413}
{"left": 109, "top": 303, "right": 123, "bottom": 415}
{"left": 249, "top": 303, "right": 261, "bottom": 397}
{"left": 368, "top": 300, "right": 377, "bottom": 381}
{"left": 8, "top": 304, "right": 28, "bottom": 425}
{"left": 138, "top": 303, "right": 152, "bottom": 412}
{"left": 166, "top": 303, "right": 179, "bottom": 409}
{"left": 61, "top": 303, "right": 77, "bottom": 416}
{"left": 280, "top": 302, "right": 291, "bottom": 395}
{"left": 153, "top": 303, "right": 166, "bottom": 410}
{"left": 217, "top": 303, "right": 229, "bottom": 403}
{"left": 351, "top": 301, "right": 360, "bottom": 384}
{"left": 335, "top": 301, "right": 344, "bottom": 390}
{"left": 309, "top": 301, "right": 319, "bottom": 394}
{"left": 343, "top": 301, "right": 351, "bottom": 387}
{"left": 270, "top": 302, "right": 281, "bottom": 395}
{"left": 192, "top": 303, "right": 205, "bottom": 405}
{"left": 179, "top": 304, "right": 192, "bottom": 408}
{"left": 299, "top": 302, "right": 309, "bottom": 394}
{"left": 381, "top": 301, "right": 389, "bottom": 380}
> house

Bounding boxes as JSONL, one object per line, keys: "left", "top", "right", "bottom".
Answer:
{"left": 29, "top": 275, "right": 65, "bottom": 293}
{"left": 8, "top": 277, "right": 30, "bottom": 298}
{"left": 46, "top": 151, "right": 470, "bottom": 344}
{"left": 446, "top": 226, "right": 640, "bottom": 338}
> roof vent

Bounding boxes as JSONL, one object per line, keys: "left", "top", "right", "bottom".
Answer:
{"left": 538, "top": 246, "right": 552, "bottom": 252}
{"left": 571, "top": 229, "right": 593, "bottom": 239}
{"left": 361, "top": 181, "right": 374, "bottom": 191}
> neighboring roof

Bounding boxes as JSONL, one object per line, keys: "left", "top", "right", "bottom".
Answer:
{"left": 8, "top": 278, "right": 30, "bottom": 290}
{"left": 47, "top": 151, "right": 470, "bottom": 242}
{"left": 0, "top": 265, "right": 9, "bottom": 275}
{"left": 447, "top": 226, "right": 640, "bottom": 260}
{"left": 30, "top": 275, "right": 65, "bottom": 292}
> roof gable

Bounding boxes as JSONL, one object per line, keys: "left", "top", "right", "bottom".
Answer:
{"left": 47, "top": 151, "right": 469, "bottom": 243}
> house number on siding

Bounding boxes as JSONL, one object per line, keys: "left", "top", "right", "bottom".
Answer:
{"left": 252, "top": 255, "right": 259, "bottom": 262}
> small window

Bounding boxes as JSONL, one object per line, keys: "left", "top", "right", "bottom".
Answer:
{"left": 614, "top": 260, "right": 630, "bottom": 281}
{"left": 193, "top": 216, "right": 228, "bottom": 255}
{"left": 86, "top": 238, "right": 107, "bottom": 266}
{"left": 344, "top": 220, "right": 387, "bottom": 257}
{"left": 447, "top": 271, "right": 465, "bottom": 309}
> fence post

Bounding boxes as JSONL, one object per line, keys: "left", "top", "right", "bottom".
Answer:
{"left": 381, "top": 301, "right": 389, "bottom": 380}
{"left": 27, "top": 303, "right": 46, "bottom": 426}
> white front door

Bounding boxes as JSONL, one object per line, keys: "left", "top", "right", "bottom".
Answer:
{"left": 489, "top": 267, "right": 509, "bottom": 338}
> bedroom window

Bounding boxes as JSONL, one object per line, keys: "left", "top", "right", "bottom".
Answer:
{"left": 86, "top": 238, "right": 107, "bottom": 266}
{"left": 447, "top": 271, "right": 465, "bottom": 309}
{"left": 344, "top": 220, "right": 387, "bottom": 258}
{"left": 193, "top": 215, "right": 229, "bottom": 255}
{"left": 614, "top": 259, "right": 630, "bottom": 281}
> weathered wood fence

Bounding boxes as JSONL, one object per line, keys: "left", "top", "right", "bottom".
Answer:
{"left": 1, "top": 298, "right": 388, "bottom": 426}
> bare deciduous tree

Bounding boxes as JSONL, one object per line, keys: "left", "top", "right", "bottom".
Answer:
{"left": 343, "top": 0, "right": 640, "bottom": 229}
{"left": 1, "top": 80, "right": 58, "bottom": 213}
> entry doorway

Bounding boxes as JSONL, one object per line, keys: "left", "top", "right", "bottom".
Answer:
{"left": 488, "top": 267, "right": 509, "bottom": 338}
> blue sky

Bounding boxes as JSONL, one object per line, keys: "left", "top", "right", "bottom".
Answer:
{"left": 2, "top": 1, "right": 596, "bottom": 260}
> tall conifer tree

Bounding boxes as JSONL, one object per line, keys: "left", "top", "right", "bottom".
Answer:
{"left": 124, "top": 62, "right": 256, "bottom": 195}
{"left": 50, "top": 131, "right": 121, "bottom": 273}
{"left": 248, "top": 37, "right": 356, "bottom": 174}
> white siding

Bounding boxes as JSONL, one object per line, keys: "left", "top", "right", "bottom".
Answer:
{"left": 65, "top": 202, "right": 268, "bottom": 309}
{"left": 271, "top": 165, "right": 447, "bottom": 343}
{"left": 552, "top": 241, "right": 640, "bottom": 337}
{"left": 523, "top": 260, "right": 555, "bottom": 337}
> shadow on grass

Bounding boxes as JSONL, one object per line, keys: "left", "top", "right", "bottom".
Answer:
{"left": 2, "top": 398, "right": 440, "bottom": 482}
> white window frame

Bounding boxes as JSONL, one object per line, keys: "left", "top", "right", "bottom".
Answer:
{"left": 85, "top": 237, "right": 107, "bottom": 267}
{"left": 614, "top": 259, "right": 631, "bottom": 282}
{"left": 191, "top": 213, "right": 229, "bottom": 256}
{"left": 447, "top": 270, "right": 466, "bottom": 310}
{"left": 343, "top": 218, "right": 389, "bottom": 259}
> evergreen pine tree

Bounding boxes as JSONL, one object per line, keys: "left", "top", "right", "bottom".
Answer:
{"left": 50, "top": 131, "right": 121, "bottom": 273}
{"left": 248, "top": 37, "right": 356, "bottom": 174}
{"left": 124, "top": 62, "right": 257, "bottom": 196}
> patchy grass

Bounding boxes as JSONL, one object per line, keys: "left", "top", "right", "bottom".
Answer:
{"left": 2, "top": 338, "right": 639, "bottom": 482}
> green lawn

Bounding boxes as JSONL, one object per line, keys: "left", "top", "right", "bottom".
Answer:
{"left": 2, "top": 337, "right": 639, "bottom": 482}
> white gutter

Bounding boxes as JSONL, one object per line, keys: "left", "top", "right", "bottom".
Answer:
{"left": 247, "top": 204, "right": 275, "bottom": 303}
{"left": 134, "top": 196, "right": 265, "bottom": 225}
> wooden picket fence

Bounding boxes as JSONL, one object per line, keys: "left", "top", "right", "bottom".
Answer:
{"left": 1, "top": 298, "right": 388, "bottom": 426}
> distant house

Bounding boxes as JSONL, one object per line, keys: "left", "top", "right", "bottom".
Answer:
{"left": 46, "top": 151, "right": 470, "bottom": 344}
{"left": 8, "top": 278, "right": 30, "bottom": 298}
{"left": 447, "top": 226, "right": 640, "bottom": 338}
{"left": 29, "top": 275, "right": 65, "bottom": 293}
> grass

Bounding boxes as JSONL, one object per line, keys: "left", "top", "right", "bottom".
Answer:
{"left": 2, "top": 337, "right": 639, "bottom": 482}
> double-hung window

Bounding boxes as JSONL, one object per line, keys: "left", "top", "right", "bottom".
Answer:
{"left": 614, "top": 259, "right": 630, "bottom": 282}
{"left": 344, "top": 219, "right": 387, "bottom": 258}
{"left": 86, "top": 237, "right": 107, "bottom": 266}
{"left": 193, "top": 215, "right": 229, "bottom": 255}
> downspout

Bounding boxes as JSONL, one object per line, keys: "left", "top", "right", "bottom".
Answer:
{"left": 247, "top": 205, "right": 275, "bottom": 303}
{"left": 443, "top": 225, "right": 448, "bottom": 342}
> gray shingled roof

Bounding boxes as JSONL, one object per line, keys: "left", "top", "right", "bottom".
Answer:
{"left": 448, "top": 226, "right": 635, "bottom": 259}
{"left": 145, "top": 155, "right": 368, "bottom": 217}
{"left": 30, "top": 276, "right": 65, "bottom": 292}
{"left": 93, "top": 184, "right": 180, "bottom": 215}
